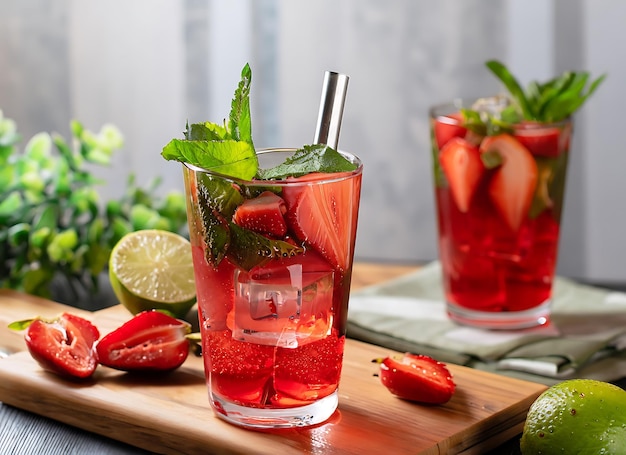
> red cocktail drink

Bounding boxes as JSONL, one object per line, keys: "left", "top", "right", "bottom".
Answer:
{"left": 430, "top": 99, "right": 571, "bottom": 329}
{"left": 183, "top": 149, "right": 362, "bottom": 427}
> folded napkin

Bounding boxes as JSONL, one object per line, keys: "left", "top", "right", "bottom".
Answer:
{"left": 347, "top": 261, "right": 626, "bottom": 385}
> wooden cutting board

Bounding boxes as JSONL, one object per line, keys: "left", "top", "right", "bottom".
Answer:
{"left": 0, "top": 289, "right": 546, "bottom": 454}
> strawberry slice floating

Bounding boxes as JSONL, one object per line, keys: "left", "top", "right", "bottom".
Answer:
{"left": 378, "top": 353, "right": 456, "bottom": 405}
{"left": 283, "top": 172, "right": 360, "bottom": 272}
{"left": 439, "top": 137, "right": 485, "bottom": 212}
{"left": 96, "top": 310, "right": 191, "bottom": 373}
{"left": 513, "top": 122, "right": 564, "bottom": 158}
{"left": 233, "top": 190, "right": 288, "bottom": 237}
{"left": 433, "top": 113, "right": 467, "bottom": 150}
{"left": 24, "top": 313, "right": 100, "bottom": 380}
{"left": 480, "top": 134, "right": 538, "bottom": 232}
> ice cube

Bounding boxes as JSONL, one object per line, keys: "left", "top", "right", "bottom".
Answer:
{"left": 232, "top": 256, "right": 335, "bottom": 348}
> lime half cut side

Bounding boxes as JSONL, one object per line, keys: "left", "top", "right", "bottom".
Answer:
{"left": 109, "top": 229, "right": 196, "bottom": 318}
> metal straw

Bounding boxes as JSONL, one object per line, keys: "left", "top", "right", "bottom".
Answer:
{"left": 313, "top": 71, "right": 350, "bottom": 148}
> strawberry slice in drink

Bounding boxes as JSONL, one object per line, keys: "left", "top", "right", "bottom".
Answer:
{"left": 439, "top": 137, "right": 485, "bottom": 212}
{"left": 433, "top": 113, "right": 467, "bottom": 149}
{"left": 480, "top": 134, "right": 538, "bottom": 232}
{"left": 232, "top": 190, "right": 288, "bottom": 237}
{"left": 283, "top": 172, "right": 359, "bottom": 272}
{"left": 513, "top": 122, "right": 564, "bottom": 157}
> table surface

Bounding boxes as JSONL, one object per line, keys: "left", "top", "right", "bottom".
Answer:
{"left": 0, "top": 262, "right": 529, "bottom": 454}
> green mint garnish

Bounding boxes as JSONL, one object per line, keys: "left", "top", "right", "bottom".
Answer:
{"left": 257, "top": 144, "right": 357, "bottom": 180}
{"left": 485, "top": 59, "right": 606, "bottom": 123}
{"left": 161, "top": 63, "right": 258, "bottom": 180}
{"left": 162, "top": 63, "right": 357, "bottom": 180}
{"left": 162, "top": 138, "right": 257, "bottom": 180}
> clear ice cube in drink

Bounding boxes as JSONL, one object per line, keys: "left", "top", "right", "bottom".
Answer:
{"left": 233, "top": 261, "right": 334, "bottom": 348}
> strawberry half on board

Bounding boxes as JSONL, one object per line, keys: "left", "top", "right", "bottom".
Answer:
{"left": 23, "top": 313, "right": 100, "bottom": 380}
{"left": 282, "top": 172, "right": 361, "bottom": 272}
{"left": 233, "top": 190, "right": 288, "bottom": 238}
{"left": 378, "top": 353, "right": 456, "bottom": 405}
{"left": 439, "top": 137, "right": 485, "bottom": 213}
{"left": 97, "top": 310, "right": 191, "bottom": 373}
{"left": 480, "top": 134, "right": 538, "bottom": 232}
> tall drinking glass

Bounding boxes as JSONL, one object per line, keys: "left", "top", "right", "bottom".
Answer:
{"left": 183, "top": 148, "right": 362, "bottom": 428}
{"left": 430, "top": 98, "right": 572, "bottom": 330}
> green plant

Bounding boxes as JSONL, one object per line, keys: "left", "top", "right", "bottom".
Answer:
{"left": 0, "top": 110, "right": 188, "bottom": 301}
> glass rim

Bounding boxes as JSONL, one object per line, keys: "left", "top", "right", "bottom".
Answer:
{"left": 429, "top": 96, "right": 572, "bottom": 128}
{"left": 183, "top": 147, "right": 363, "bottom": 185}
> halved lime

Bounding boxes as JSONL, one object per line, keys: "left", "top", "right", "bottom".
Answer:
{"left": 109, "top": 229, "right": 196, "bottom": 318}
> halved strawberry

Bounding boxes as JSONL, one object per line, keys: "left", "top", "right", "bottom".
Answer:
{"left": 433, "top": 112, "right": 467, "bottom": 149}
{"left": 513, "top": 122, "right": 564, "bottom": 157}
{"left": 439, "top": 137, "right": 485, "bottom": 212}
{"left": 480, "top": 135, "right": 538, "bottom": 232}
{"left": 282, "top": 172, "right": 361, "bottom": 272}
{"left": 232, "top": 191, "right": 288, "bottom": 237}
{"left": 378, "top": 353, "right": 456, "bottom": 404}
{"left": 96, "top": 310, "right": 190, "bottom": 372}
{"left": 24, "top": 313, "right": 100, "bottom": 379}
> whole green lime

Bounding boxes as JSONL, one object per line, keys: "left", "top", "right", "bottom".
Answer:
{"left": 109, "top": 229, "right": 197, "bottom": 319}
{"left": 520, "top": 379, "right": 626, "bottom": 454}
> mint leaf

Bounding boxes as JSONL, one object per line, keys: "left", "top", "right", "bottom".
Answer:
{"left": 486, "top": 60, "right": 534, "bottom": 119}
{"left": 161, "top": 63, "right": 258, "bottom": 180}
{"left": 227, "top": 223, "right": 303, "bottom": 271}
{"left": 481, "top": 151, "right": 503, "bottom": 169}
{"left": 162, "top": 139, "right": 257, "bottom": 180}
{"left": 486, "top": 60, "right": 606, "bottom": 122}
{"left": 229, "top": 63, "right": 253, "bottom": 144}
{"left": 186, "top": 122, "right": 229, "bottom": 141}
{"left": 256, "top": 145, "right": 357, "bottom": 180}
{"left": 196, "top": 173, "right": 244, "bottom": 267}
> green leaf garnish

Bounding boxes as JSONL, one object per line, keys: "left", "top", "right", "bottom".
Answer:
{"left": 485, "top": 59, "right": 606, "bottom": 122}
{"left": 480, "top": 151, "right": 504, "bottom": 169}
{"left": 257, "top": 144, "right": 357, "bottom": 180}
{"left": 227, "top": 223, "right": 303, "bottom": 271}
{"left": 229, "top": 63, "right": 253, "bottom": 144}
{"left": 161, "top": 64, "right": 258, "bottom": 180}
{"left": 163, "top": 139, "right": 257, "bottom": 180}
{"left": 8, "top": 318, "right": 35, "bottom": 331}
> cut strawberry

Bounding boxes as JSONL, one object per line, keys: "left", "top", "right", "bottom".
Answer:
{"left": 480, "top": 135, "right": 538, "bottom": 232}
{"left": 24, "top": 313, "right": 100, "bottom": 380}
{"left": 513, "top": 122, "right": 565, "bottom": 157}
{"left": 96, "top": 310, "right": 191, "bottom": 372}
{"left": 232, "top": 191, "right": 288, "bottom": 238}
{"left": 378, "top": 353, "right": 456, "bottom": 404}
{"left": 433, "top": 112, "right": 467, "bottom": 149}
{"left": 282, "top": 172, "right": 360, "bottom": 272}
{"left": 439, "top": 137, "right": 485, "bottom": 212}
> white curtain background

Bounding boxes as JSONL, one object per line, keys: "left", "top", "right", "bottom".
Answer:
{"left": 1, "top": 0, "right": 624, "bottom": 284}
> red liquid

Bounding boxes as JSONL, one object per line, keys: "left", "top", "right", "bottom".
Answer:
{"left": 192, "top": 246, "right": 348, "bottom": 408}
{"left": 435, "top": 185, "right": 559, "bottom": 312}
{"left": 432, "top": 113, "right": 570, "bottom": 316}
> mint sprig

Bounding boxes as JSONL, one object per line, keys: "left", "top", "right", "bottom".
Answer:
{"left": 486, "top": 60, "right": 606, "bottom": 122}
{"left": 162, "top": 63, "right": 356, "bottom": 181}
{"left": 257, "top": 144, "right": 357, "bottom": 180}
{"left": 161, "top": 64, "right": 257, "bottom": 180}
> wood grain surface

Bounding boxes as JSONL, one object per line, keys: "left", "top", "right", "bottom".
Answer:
{"left": 0, "top": 264, "right": 547, "bottom": 455}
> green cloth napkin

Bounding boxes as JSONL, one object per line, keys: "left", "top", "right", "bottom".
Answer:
{"left": 347, "top": 261, "right": 626, "bottom": 385}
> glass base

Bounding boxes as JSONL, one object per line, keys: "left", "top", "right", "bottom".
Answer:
{"left": 446, "top": 300, "right": 551, "bottom": 330}
{"left": 210, "top": 391, "right": 338, "bottom": 429}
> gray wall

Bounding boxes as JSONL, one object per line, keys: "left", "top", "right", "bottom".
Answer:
{"left": 1, "top": 0, "right": 622, "bottom": 283}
